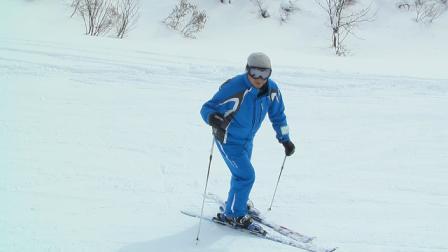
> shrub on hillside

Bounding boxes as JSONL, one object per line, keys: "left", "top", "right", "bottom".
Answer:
{"left": 253, "top": 0, "right": 271, "bottom": 18}
{"left": 164, "top": 0, "right": 207, "bottom": 39}
{"left": 70, "top": 0, "right": 140, "bottom": 38}
{"left": 280, "top": 0, "right": 299, "bottom": 23}
{"left": 114, "top": 0, "right": 140, "bottom": 38}
{"left": 397, "top": 0, "right": 447, "bottom": 23}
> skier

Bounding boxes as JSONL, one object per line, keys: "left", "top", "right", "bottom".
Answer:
{"left": 200, "top": 52, "right": 295, "bottom": 232}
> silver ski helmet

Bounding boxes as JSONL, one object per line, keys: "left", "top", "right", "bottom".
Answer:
{"left": 246, "top": 52, "right": 272, "bottom": 80}
{"left": 247, "top": 52, "right": 271, "bottom": 69}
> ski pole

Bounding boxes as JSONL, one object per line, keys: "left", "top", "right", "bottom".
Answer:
{"left": 268, "top": 155, "right": 287, "bottom": 211}
{"left": 195, "top": 136, "right": 215, "bottom": 243}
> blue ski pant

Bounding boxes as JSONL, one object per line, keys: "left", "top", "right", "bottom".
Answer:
{"left": 216, "top": 141, "right": 255, "bottom": 218}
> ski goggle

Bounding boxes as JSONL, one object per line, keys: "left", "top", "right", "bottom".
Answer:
{"left": 248, "top": 67, "right": 272, "bottom": 80}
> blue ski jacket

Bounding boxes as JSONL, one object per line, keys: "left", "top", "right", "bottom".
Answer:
{"left": 200, "top": 73, "right": 290, "bottom": 145}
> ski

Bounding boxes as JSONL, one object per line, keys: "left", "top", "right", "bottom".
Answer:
{"left": 205, "top": 193, "right": 315, "bottom": 243}
{"left": 181, "top": 210, "right": 336, "bottom": 252}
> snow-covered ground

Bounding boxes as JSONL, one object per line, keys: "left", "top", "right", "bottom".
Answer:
{"left": 1, "top": 0, "right": 448, "bottom": 252}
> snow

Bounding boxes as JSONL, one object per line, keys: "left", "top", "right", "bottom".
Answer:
{"left": 1, "top": 0, "right": 448, "bottom": 252}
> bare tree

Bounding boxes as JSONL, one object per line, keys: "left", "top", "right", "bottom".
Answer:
{"left": 71, "top": 0, "right": 141, "bottom": 38}
{"left": 70, "top": 0, "right": 82, "bottom": 17}
{"left": 164, "top": 0, "right": 207, "bottom": 39}
{"left": 72, "top": 0, "right": 115, "bottom": 36}
{"left": 317, "top": 0, "right": 374, "bottom": 56}
{"left": 114, "top": 0, "right": 140, "bottom": 39}
{"left": 414, "top": 0, "right": 447, "bottom": 23}
{"left": 254, "top": 0, "right": 270, "bottom": 18}
{"left": 280, "top": 0, "right": 299, "bottom": 23}
{"left": 164, "top": 0, "right": 196, "bottom": 31}
{"left": 181, "top": 9, "right": 207, "bottom": 38}
{"left": 397, "top": 0, "right": 447, "bottom": 22}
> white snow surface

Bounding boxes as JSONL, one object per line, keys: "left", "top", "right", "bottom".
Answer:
{"left": 1, "top": 0, "right": 448, "bottom": 252}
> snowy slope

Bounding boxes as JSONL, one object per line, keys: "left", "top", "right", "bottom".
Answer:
{"left": 2, "top": 37, "right": 448, "bottom": 252}
{"left": 1, "top": 0, "right": 448, "bottom": 252}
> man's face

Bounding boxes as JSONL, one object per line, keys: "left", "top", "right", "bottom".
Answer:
{"left": 248, "top": 74, "right": 267, "bottom": 89}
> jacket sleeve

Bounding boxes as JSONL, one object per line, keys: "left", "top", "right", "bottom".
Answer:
{"left": 268, "top": 88, "right": 290, "bottom": 143}
{"left": 200, "top": 80, "right": 239, "bottom": 125}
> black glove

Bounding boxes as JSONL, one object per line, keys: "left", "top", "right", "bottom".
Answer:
{"left": 208, "top": 113, "right": 225, "bottom": 129}
{"left": 282, "top": 140, "right": 295, "bottom": 156}
{"left": 208, "top": 113, "right": 226, "bottom": 143}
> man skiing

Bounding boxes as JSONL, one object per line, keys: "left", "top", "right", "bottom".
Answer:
{"left": 200, "top": 52, "right": 295, "bottom": 232}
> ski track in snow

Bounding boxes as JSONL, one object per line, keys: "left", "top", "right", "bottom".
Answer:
{"left": 1, "top": 39, "right": 448, "bottom": 252}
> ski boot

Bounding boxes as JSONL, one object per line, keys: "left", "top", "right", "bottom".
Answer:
{"left": 214, "top": 212, "right": 234, "bottom": 225}
{"left": 235, "top": 214, "right": 266, "bottom": 235}
{"left": 214, "top": 212, "right": 266, "bottom": 235}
